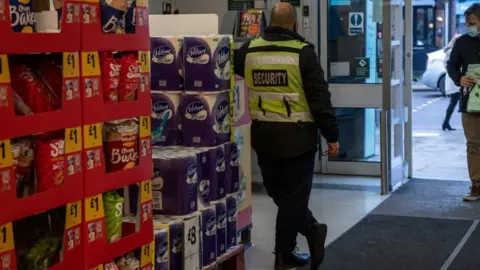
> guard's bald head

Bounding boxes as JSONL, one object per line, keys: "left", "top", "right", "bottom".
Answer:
{"left": 270, "top": 3, "right": 297, "bottom": 30}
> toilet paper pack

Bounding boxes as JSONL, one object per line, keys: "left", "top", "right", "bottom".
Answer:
{"left": 152, "top": 150, "right": 198, "bottom": 216}
{"left": 226, "top": 193, "right": 238, "bottom": 249}
{"left": 181, "top": 91, "right": 231, "bottom": 147}
{"left": 206, "top": 145, "right": 226, "bottom": 201}
{"left": 200, "top": 206, "right": 217, "bottom": 267}
{"left": 154, "top": 228, "right": 169, "bottom": 270}
{"left": 213, "top": 199, "right": 227, "bottom": 256}
{"left": 192, "top": 148, "right": 212, "bottom": 210}
{"left": 224, "top": 141, "right": 240, "bottom": 194}
{"left": 183, "top": 35, "right": 232, "bottom": 91}
{"left": 150, "top": 36, "right": 184, "bottom": 90}
{"left": 151, "top": 91, "right": 182, "bottom": 146}
{"left": 154, "top": 219, "right": 184, "bottom": 270}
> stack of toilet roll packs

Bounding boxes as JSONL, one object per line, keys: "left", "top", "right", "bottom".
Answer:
{"left": 150, "top": 34, "right": 239, "bottom": 269}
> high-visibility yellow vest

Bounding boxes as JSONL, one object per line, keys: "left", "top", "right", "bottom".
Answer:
{"left": 245, "top": 37, "right": 313, "bottom": 123}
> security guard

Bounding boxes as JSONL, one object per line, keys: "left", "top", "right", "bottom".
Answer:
{"left": 234, "top": 3, "right": 339, "bottom": 270}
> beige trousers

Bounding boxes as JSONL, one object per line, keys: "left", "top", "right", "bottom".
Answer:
{"left": 462, "top": 113, "right": 480, "bottom": 182}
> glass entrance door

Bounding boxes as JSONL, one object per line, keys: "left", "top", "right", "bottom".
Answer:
{"left": 318, "top": 0, "right": 412, "bottom": 193}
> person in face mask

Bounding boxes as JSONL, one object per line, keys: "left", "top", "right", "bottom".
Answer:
{"left": 446, "top": 3, "right": 480, "bottom": 201}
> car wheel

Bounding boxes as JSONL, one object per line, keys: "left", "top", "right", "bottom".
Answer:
{"left": 438, "top": 75, "right": 446, "bottom": 96}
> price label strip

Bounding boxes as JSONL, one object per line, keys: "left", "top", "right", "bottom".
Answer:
{"left": 84, "top": 194, "right": 104, "bottom": 222}
{"left": 81, "top": 52, "right": 101, "bottom": 77}
{"left": 140, "top": 180, "right": 152, "bottom": 203}
{"left": 0, "top": 55, "right": 11, "bottom": 84}
{"left": 138, "top": 51, "right": 150, "bottom": 73}
{"left": 65, "top": 127, "right": 83, "bottom": 154}
{"left": 0, "top": 140, "right": 13, "bottom": 169}
{"left": 139, "top": 116, "right": 150, "bottom": 138}
{"left": 140, "top": 242, "right": 154, "bottom": 268}
{"left": 66, "top": 201, "right": 82, "bottom": 229}
{"left": 63, "top": 52, "right": 80, "bottom": 78}
{"left": 83, "top": 123, "right": 102, "bottom": 149}
{"left": 0, "top": 223, "right": 14, "bottom": 253}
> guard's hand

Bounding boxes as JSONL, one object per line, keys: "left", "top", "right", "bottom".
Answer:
{"left": 460, "top": 76, "right": 476, "bottom": 88}
{"left": 328, "top": 142, "right": 340, "bottom": 157}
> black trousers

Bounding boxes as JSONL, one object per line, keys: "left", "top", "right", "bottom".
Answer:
{"left": 257, "top": 150, "right": 317, "bottom": 253}
{"left": 443, "top": 92, "right": 460, "bottom": 125}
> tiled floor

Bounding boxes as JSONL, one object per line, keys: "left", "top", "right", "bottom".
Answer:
{"left": 246, "top": 174, "right": 388, "bottom": 269}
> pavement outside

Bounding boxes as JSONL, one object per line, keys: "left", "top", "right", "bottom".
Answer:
{"left": 412, "top": 90, "right": 469, "bottom": 181}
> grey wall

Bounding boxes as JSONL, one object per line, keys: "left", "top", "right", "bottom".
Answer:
{"left": 148, "top": 0, "right": 174, "bottom": 14}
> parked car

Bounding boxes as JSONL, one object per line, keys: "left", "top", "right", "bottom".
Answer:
{"left": 422, "top": 49, "right": 447, "bottom": 95}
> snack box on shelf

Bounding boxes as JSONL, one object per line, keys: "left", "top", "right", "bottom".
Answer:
{"left": 83, "top": 180, "right": 154, "bottom": 269}
{"left": 0, "top": 0, "right": 81, "bottom": 54}
{"left": 80, "top": 51, "right": 151, "bottom": 125}
{"left": 82, "top": 116, "right": 152, "bottom": 196}
{"left": 0, "top": 127, "right": 83, "bottom": 224}
{"left": 0, "top": 201, "right": 84, "bottom": 270}
{"left": 80, "top": 0, "right": 149, "bottom": 51}
{"left": 0, "top": 53, "right": 82, "bottom": 140}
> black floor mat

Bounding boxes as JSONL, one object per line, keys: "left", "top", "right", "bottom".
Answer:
{"left": 448, "top": 223, "right": 480, "bottom": 270}
{"left": 372, "top": 179, "right": 480, "bottom": 220}
{"left": 321, "top": 215, "right": 472, "bottom": 270}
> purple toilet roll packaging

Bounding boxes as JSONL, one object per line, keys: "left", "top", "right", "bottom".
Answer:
{"left": 200, "top": 206, "right": 217, "bottom": 267}
{"left": 206, "top": 145, "right": 226, "bottom": 201}
{"left": 226, "top": 193, "right": 238, "bottom": 249}
{"left": 192, "top": 148, "right": 211, "bottom": 210}
{"left": 213, "top": 199, "right": 227, "bottom": 256}
{"left": 154, "top": 219, "right": 184, "bottom": 270}
{"left": 181, "top": 91, "right": 231, "bottom": 147}
{"left": 183, "top": 35, "right": 232, "bottom": 91}
{"left": 150, "top": 36, "right": 184, "bottom": 90}
{"left": 151, "top": 91, "right": 182, "bottom": 146}
{"left": 224, "top": 141, "right": 240, "bottom": 194}
{"left": 154, "top": 228, "right": 169, "bottom": 270}
{"left": 152, "top": 150, "right": 198, "bottom": 216}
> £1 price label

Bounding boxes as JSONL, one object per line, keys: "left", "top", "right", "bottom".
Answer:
{"left": 140, "top": 242, "right": 154, "bottom": 267}
{"left": 139, "top": 116, "right": 150, "bottom": 138}
{"left": 0, "top": 55, "right": 10, "bottom": 84}
{"left": 81, "top": 52, "right": 101, "bottom": 77}
{"left": 63, "top": 52, "right": 80, "bottom": 78}
{"left": 83, "top": 123, "right": 102, "bottom": 149}
{"left": 66, "top": 201, "right": 82, "bottom": 229}
{"left": 138, "top": 51, "right": 150, "bottom": 73}
{"left": 0, "top": 140, "right": 13, "bottom": 169}
{"left": 0, "top": 223, "right": 14, "bottom": 253}
{"left": 65, "top": 127, "right": 82, "bottom": 154}
{"left": 140, "top": 180, "right": 152, "bottom": 203}
{"left": 85, "top": 194, "right": 104, "bottom": 222}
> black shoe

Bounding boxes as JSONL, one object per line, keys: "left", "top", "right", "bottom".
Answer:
{"left": 274, "top": 250, "right": 310, "bottom": 270}
{"left": 442, "top": 123, "right": 456, "bottom": 131}
{"left": 306, "top": 223, "right": 328, "bottom": 270}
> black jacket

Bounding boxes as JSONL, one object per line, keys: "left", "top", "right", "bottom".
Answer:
{"left": 234, "top": 26, "right": 339, "bottom": 158}
{"left": 446, "top": 34, "right": 480, "bottom": 113}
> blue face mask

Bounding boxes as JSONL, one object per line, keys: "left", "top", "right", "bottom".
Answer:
{"left": 467, "top": 25, "right": 479, "bottom": 37}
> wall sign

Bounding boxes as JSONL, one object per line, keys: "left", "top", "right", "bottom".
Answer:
{"left": 281, "top": 0, "right": 301, "bottom": 7}
{"left": 228, "top": 0, "right": 254, "bottom": 10}
{"left": 354, "top": 57, "right": 370, "bottom": 79}
{"left": 348, "top": 12, "right": 364, "bottom": 35}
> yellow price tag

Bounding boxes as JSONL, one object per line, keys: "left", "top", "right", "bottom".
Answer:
{"left": 89, "top": 265, "right": 104, "bottom": 270}
{"left": 83, "top": 123, "right": 102, "bottom": 149}
{"left": 65, "top": 127, "right": 82, "bottom": 154}
{"left": 63, "top": 52, "right": 80, "bottom": 78}
{"left": 0, "top": 55, "right": 10, "bottom": 84}
{"left": 140, "top": 180, "right": 152, "bottom": 203}
{"left": 0, "top": 140, "right": 13, "bottom": 169}
{"left": 0, "top": 223, "right": 14, "bottom": 253}
{"left": 140, "top": 242, "right": 154, "bottom": 267}
{"left": 139, "top": 116, "right": 150, "bottom": 138}
{"left": 66, "top": 201, "right": 82, "bottom": 229}
{"left": 81, "top": 52, "right": 101, "bottom": 77}
{"left": 138, "top": 51, "right": 150, "bottom": 73}
{"left": 136, "top": 0, "right": 147, "bottom": 8}
{"left": 84, "top": 195, "right": 104, "bottom": 222}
